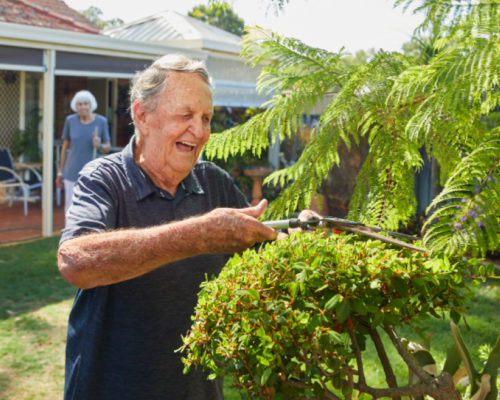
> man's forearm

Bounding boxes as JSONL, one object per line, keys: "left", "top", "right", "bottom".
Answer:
{"left": 58, "top": 202, "right": 277, "bottom": 290}
{"left": 58, "top": 217, "right": 210, "bottom": 289}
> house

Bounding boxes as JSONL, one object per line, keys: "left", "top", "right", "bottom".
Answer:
{"left": 105, "top": 10, "right": 265, "bottom": 110}
{"left": 0, "top": 0, "right": 269, "bottom": 237}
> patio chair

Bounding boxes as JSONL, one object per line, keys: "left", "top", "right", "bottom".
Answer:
{"left": 0, "top": 148, "right": 42, "bottom": 216}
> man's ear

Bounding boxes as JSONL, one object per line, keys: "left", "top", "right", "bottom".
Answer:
{"left": 132, "top": 101, "right": 149, "bottom": 137}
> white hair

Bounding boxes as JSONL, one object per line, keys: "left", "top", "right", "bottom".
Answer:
{"left": 130, "top": 54, "right": 212, "bottom": 117}
{"left": 129, "top": 54, "right": 213, "bottom": 137}
{"left": 70, "top": 90, "right": 98, "bottom": 112}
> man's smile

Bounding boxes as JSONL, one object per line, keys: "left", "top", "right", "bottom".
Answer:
{"left": 176, "top": 141, "right": 196, "bottom": 152}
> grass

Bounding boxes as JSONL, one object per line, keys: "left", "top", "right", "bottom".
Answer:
{"left": 0, "top": 238, "right": 499, "bottom": 400}
{"left": 0, "top": 237, "right": 75, "bottom": 400}
{"left": 358, "top": 280, "right": 500, "bottom": 390}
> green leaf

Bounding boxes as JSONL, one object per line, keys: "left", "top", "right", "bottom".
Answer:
{"left": 451, "top": 320, "right": 480, "bottom": 394}
{"left": 442, "top": 344, "right": 462, "bottom": 378}
{"left": 392, "top": 277, "right": 409, "bottom": 297}
{"left": 248, "top": 288, "right": 260, "bottom": 300}
{"left": 296, "top": 270, "right": 306, "bottom": 283}
{"left": 351, "top": 298, "right": 368, "bottom": 316}
{"left": 370, "top": 279, "right": 381, "bottom": 289}
{"left": 482, "top": 333, "right": 500, "bottom": 400}
{"left": 450, "top": 310, "right": 461, "bottom": 324}
{"left": 261, "top": 367, "right": 272, "bottom": 385}
{"left": 315, "top": 284, "right": 329, "bottom": 292}
{"left": 336, "top": 301, "right": 350, "bottom": 324}
{"left": 327, "top": 329, "right": 343, "bottom": 344}
{"left": 325, "top": 294, "right": 342, "bottom": 311}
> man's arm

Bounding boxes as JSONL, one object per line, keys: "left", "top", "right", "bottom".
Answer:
{"left": 58, "top": 200, "right": 277, "bottom": 289}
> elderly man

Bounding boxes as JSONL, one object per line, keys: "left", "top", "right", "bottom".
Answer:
{"left": 58, "top": 54, "right": 278, "bottom": 400}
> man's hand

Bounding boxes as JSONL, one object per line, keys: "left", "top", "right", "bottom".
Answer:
{"left": 58, "top": 200, "right": 278, "bottom": 289}
{"left": 288, "top": 209, "right": 320, "bottom": 234}
{"left": 200, "top": 199, "right": 278, "bottom": 253}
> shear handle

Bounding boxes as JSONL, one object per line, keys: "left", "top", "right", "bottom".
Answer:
{"left": 263, "top": 218, "right": 302, "bottom": 230}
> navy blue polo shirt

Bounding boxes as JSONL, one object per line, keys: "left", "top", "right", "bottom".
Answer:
{"left": 60, "top": 136, "right": 248, "bottom": 400}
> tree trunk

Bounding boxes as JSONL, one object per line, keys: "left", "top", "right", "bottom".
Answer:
{"left": 431, "top": 373, "right": 462, "bottom": 400}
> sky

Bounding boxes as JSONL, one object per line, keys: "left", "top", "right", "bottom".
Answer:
{"left": 63, "top": 0, "right": 425, "bottom": 54}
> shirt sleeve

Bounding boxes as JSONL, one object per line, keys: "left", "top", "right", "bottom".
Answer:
{"left": 61, "top": 116, "right": 71, "bottom": 140}
{"left": 60, "top": 162, "right": 116, "bottom": 243}
{"left": 99, "top": 115, "right": 111, "bottom": 143}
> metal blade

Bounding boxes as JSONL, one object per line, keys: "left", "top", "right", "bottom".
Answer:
{"left": 319, "top": 217, "right": 421, "bottom": 241}
{"left": 336, "top": 224, "right": 426, "bottom": 253}
{"left": 263, "top": 216, "right": 426, "bottom": 252}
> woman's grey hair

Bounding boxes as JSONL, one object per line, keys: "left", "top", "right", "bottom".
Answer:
{"left": 70, "top": 90, "right": 98, "bottom": 112}
{"left": 130, "top": 53, "right": 213, "bottom": 126}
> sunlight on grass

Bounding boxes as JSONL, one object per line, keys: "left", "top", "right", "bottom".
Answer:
{"left": 0, "top": 238, "right": 75, "bottom": 400}
{"left": 0, "top": 299, "right": 73, "bottom": 400}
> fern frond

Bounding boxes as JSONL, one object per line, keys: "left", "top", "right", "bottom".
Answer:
{"left": 204, "top": 28, "right": 349, "bottom": 162}
{"left": 261, "top": 51, "right": 415, "bottom": 221}
{"left": 395, "top": 0, "right": 499, "bottom": 42}
{"left": 348, "top": 125, "right": 422, "bottom": 230}
{"left": 263, "top": 123, "right": 341, "bottom": 218}
{"left": 206, "top": 1, "right": 499, "bottom": 256}
{"left": 388, "top": 31, "right": 499, "bottom": 184}
{"left": 242, "top": 26, "right": 345, "bottom": 80}
{"left": 392, "top": 39, "right": 499, "bottom": 119}
{"left": 423, "top": 133, "right": 500, "bottom": 256}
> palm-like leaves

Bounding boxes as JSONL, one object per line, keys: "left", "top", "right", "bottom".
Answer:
{"left": 206, "top": 0, "right": 499, "bottom": 256}
{"left": 391, "top": 0, "right": 500, "bottom": 254}
{"left": 423, "top": 134, "right": 500, "bottom": 255}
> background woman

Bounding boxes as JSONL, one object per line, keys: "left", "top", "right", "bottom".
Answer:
{"left": 56, "top": 90, "right": 111, "bottom": 215}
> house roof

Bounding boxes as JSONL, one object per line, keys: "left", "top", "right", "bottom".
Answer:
{"left": 0, "top": 0, "right": 100, "bottom": 34}
{"left": 105, "top": 10, "right": 242, "bottom": 54}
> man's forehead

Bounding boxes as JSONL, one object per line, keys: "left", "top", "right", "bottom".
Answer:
{"left": 163, "top": 71, "right": 213, "bottom": 104}
{"left": 165, "top": 70, "right": 209, "bottom": 86}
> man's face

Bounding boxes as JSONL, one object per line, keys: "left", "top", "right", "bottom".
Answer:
{"left": 138, "top": 71, "right": 213, "bottom": 180}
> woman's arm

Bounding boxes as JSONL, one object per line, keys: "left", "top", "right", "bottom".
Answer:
{"left": 100, "top": 141, "right": 111, "bottom": 154}
{"left": 56, "top": 139, "right": 70, "bottom": 188}
{"left": 98, "top": 114, "right": 111, "bottom": 153}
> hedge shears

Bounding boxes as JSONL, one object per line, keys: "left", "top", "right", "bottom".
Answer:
{"left": 264, "top": 216, "right": 426, "bottom": 253}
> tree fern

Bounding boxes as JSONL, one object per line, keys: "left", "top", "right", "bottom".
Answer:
{"left": 206, "top": 0, "right": 499, "bottom": 256}
{"left": 389, "top": 0, "right": 500, "bottom": 254}
{"left": 395, "top": 0, "right": 499, "bottom": 43}
{"left": 423, "top": 133, "right": 500, "bottom": 256}
{"left": 264, "top": 122, "right": 341, "bottom": 218}
{"left": 204, "top": 26, "right": 347, "bottom": 161}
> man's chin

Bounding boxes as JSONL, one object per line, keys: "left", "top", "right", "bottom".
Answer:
{"left": 168, "top": 160, "right": 196, "bottom": 175}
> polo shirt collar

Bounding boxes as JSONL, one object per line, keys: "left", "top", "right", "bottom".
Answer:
{"left": 122, "top": 135, "right": 205, "bottom": 202}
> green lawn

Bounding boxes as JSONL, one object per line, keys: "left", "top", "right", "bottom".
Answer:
{"left": 0, "top": 238, "right": 498, "bottom": 399}
{"left": 0, "top": 238, "right": 74, "bottom": 400}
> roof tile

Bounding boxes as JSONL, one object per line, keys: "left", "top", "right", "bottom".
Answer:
{"left": 0, "top": 0, "right": 100, "bottom": 34}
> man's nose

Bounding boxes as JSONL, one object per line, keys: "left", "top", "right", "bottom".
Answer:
{"left": 190, "top": 117, "right": 207, "bottom": 138}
